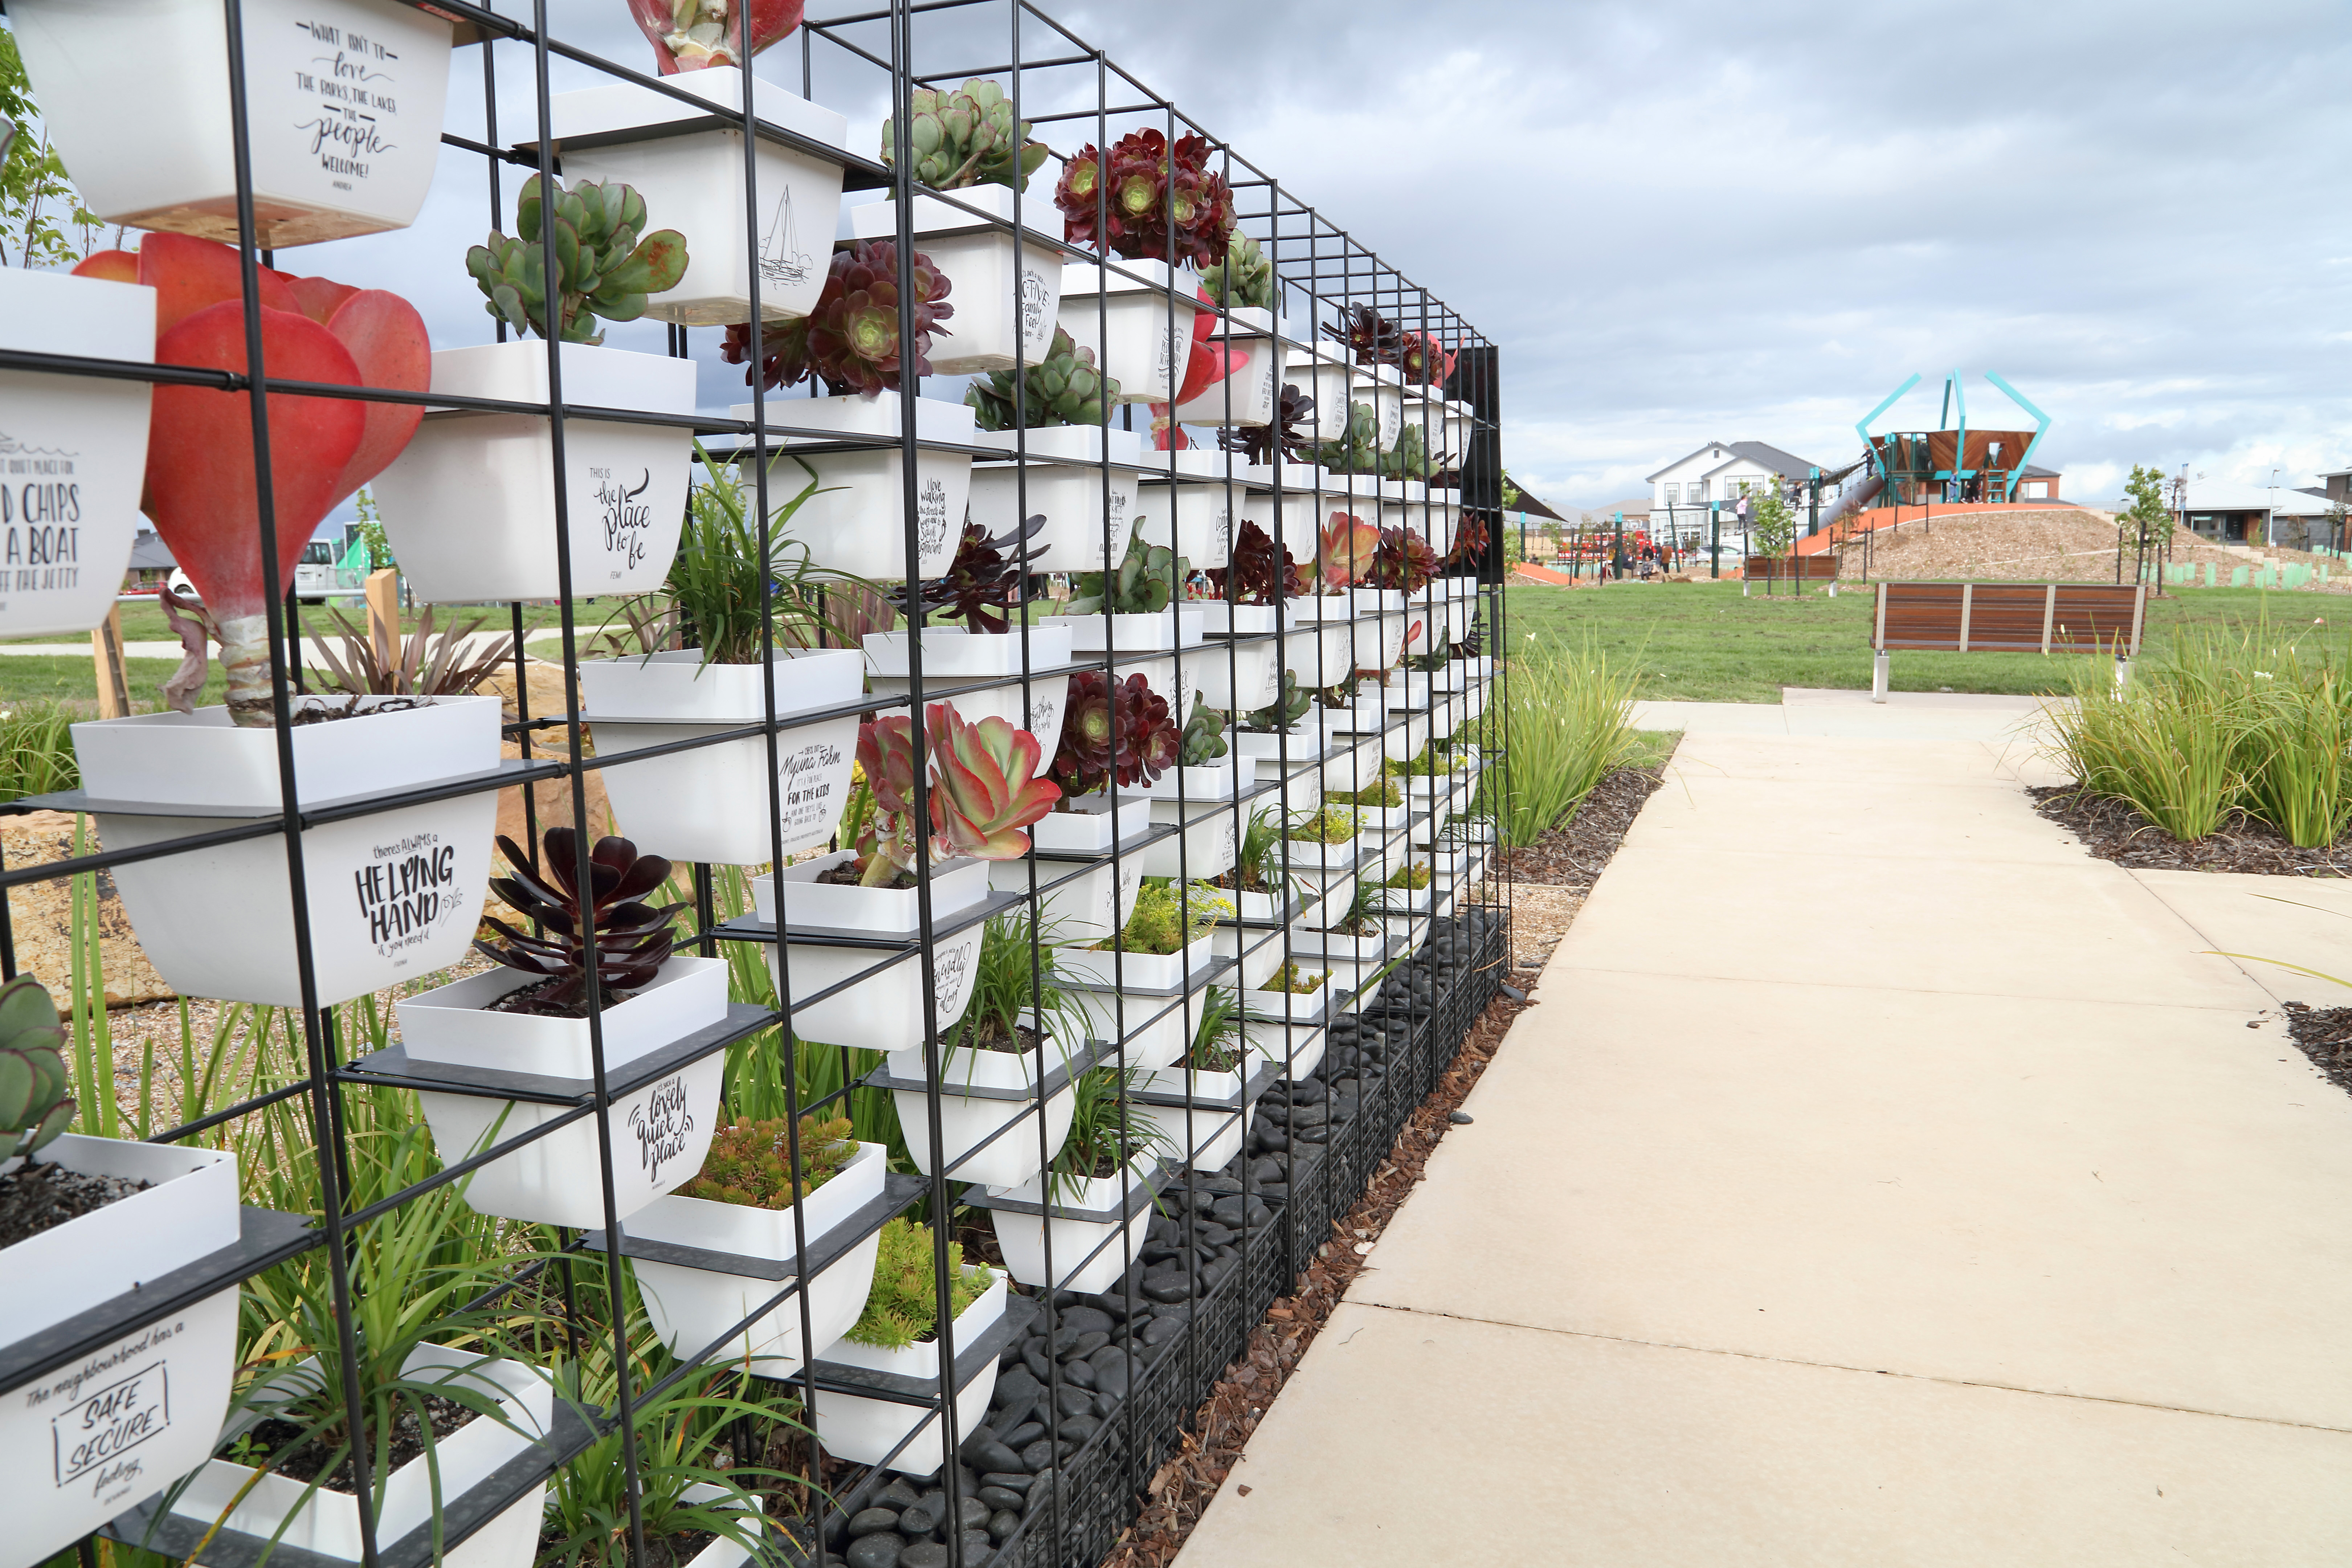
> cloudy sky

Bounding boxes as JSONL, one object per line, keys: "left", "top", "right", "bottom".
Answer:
{"left": 20, "top": 0, "right": 2341, "bottom": 516}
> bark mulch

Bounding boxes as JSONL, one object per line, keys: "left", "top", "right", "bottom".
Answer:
{"left": 2280, "top": 1003, "right": 2352, "bottom": 1100}
{"left": 2029, "top": 787, "right": 2352, "bottom": 878}
{"left": 1098, "top": 985, "right": 1530, "bottom": 1568}
{"left": 1497, "top": 763, "right": 1667, "bottom": 889}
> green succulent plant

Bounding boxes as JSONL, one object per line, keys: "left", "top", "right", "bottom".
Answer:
{"left": 1097, "top": 879, "right": 1230, "bottom": 956}
{"left": 846, "top": 1218, "right": 991, "bottom": 1351}
{"left": 1069, "top": 518, "right": 1186, "bottom": 616}
{"left": 1380, "top": 423, "right": 1432, "bottom": 481}
{"left": 1179, "top": 697, "right": 1229, "bottom": 767}
{"left": 681, "top": 1115, "right": 858, "bottom": 1210}
{"left": 1313, "top": 399, "right": 1382, "bottom": 474}
{"left": 1286, "top": 805, "right": 1356, "bottom": 845}
{"left": 1264, "top": 961, "right": 1327, "bottom": 996}
{"left": 1327, "top": 779, "right": 1402, "bottom": 809}
{"left": 466, "top": 174, "right": 689, "bottom": 345}
{"left": 882, "top": 78, "right": 1051, "bottom": 192}
{"left": 1387, "top": 861, "right": 1433, "bottom": 890}
{"left": 967, "top": 326, "right": 1119, "bottom": 431}
{"left": 1200, "top": 232, "right": 1274, "bottom": 312}
{"left": 0, "top": 975, "right": 71, "bottom": 1164}
{"left": 1242, "top": 669, "right": 1315, "bottom": 733}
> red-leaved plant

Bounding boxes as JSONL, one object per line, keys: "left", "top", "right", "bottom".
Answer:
{"left": 626, "top": 0, "right": 804, "bottom": 74}
{"left": 1054, "top": 130, "right": 1236, "bottom": 270}
{"left": 1148, "top": 287, "right": 1246, "bottom": 450}
{"left": 853, "top": 703, "right": 1058, "bottom": 886}
{"left": 721, "top": 239, "right": 951, "bottom": 395}
{"left": 1053, "top": 671, "right": 1178, "bottom": 797}
{"left": 73, "top": 236, "right": 429, "bottom": 724}
{"left": 1317, "top": 512, "right": 1381, "bottom": 591}
{"left": 1199, "top": 519, "right": 1309, "bottom": 606}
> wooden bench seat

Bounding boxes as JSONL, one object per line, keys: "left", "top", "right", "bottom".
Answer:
{"left": 1744, "top": 554, "right": 1840, "bottom": 581}
{"left": 1868, "top": 582, "right": 2145, "bottom": 700}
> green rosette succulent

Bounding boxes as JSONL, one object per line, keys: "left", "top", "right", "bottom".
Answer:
{"left": 966, "top": 326, "right": 1120, "bottom": 430}
{"left": 1201, "top": 232, "right": 1274, "bottom": 312}
{"left": 882, "top": 78, "right": 1050, "bottom": 192}
{"left": 1069, "top": 519, "right": 1184, "bottom": 616}
{"left": 0, "top": 975, "right": 73, "bottom": 1165}
{"left": 466, "top": 174, "right": 688, "bottom": 346}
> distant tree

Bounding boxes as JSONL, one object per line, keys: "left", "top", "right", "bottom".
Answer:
{"left": 2118, "top": 464, "right": 2173, "bottom": 557}
{"left": 1748, "top": 484, "right": 1799, "bottom": 559}
{"left": 1, "top": 30, "right": 105, "bottom": 269}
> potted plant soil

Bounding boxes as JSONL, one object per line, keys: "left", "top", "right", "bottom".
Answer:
{"left": 0, "top": 261, "right": 152, "bottom": 638}
{"left": 371, "top": 174, "right": 698, "bottom": 604}
{"left": 756, "top": 703, "right": 1056, "bottom": 1054}
{"left": 964, "top": 326, "right": 1143, "bottom": 572}
{"left": 1057, "top": 878, "right": 1228, "bottom": 991}
{"left": 853, "top": 79, "right": 1062, "bottom": 373}
{"left": 399, "top": 828, "right": 728, "bottom": 1230}
{"left": 725, "top": 237, "right": 971, "bottom": 583}
{"left": 64, "top": 241, "right": 494, "bottom": 1009}
{"left": 628, "top": 1114, "right": 891, "bottom": 1381}
{"left": 891, "top": 913, "right": 1085, "bottom": 1189}
{"left": 152, "top": 1170, "right": 554, "bottom": 1567}
{"left": 0, "top": 977, "right": 244, "bottom": 1562}
{"left": 811, "top": 1218, "right": 1009, "bottom": 1472}
{"left": 11, "top": 0, "right": 456, "bottom": 247}
{"left": 551, "top": 21, "right": 847, "bottom": 327}
{"left": 981, "top": 1063, "right": 1172, "bottom": 1294}
{"left": 582, "top": 448, "right": 866, "bottom": 865}
{"left": 865, "top": 515, "right": 1073, "bottom": 761}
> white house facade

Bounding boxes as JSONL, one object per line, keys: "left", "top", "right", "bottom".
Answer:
{"left": 1644, "top": 440, "right": 1837, "bottom": 550}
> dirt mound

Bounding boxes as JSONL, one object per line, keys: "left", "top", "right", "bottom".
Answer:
{"left": 1830, "top": 509, "right": 2348, "bottom": 591}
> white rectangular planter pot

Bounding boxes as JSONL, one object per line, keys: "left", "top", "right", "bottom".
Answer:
{"left": 1138, "top": 449, "right": 1237, "bottom": 568}
{"left": 584, "top": 648, "right": 863, "bottom": 866}
{"left": 630, "top": 1141, "right": 888, "bottom": 1379}
{"left": 850, "top": 186, "right": 1061, "bottom": 373}
{"left": 1320, "top": 735, "right": 1388, "bottom": 796}
{"left": 1241, "top": 973, "right": 1335, "bottom": 1024}
{"left": 1350, "top": 587, "right": 1410, "bottom": 671}
{"left": 0, "top": 1133, "right": 238, "bottom": 1342}
{"left": 71, "top": 696, "right": 499, "bottom": 1006}
{"left": 814, "top": 1270, "right": 1007, "bottom": 1471}
{"left": 1176, "top": 637, "right": 1281, "bottom": 711}
{"left": 401, "top": 958, "right": 731, "bottom": 1229}
{"left": 1358, "top": 364, "right": 1406, "bottom": 451}
{"left": 1029, "top": 791, "right": 1152, "bottom": 856}
{"left": 864, "top": 622, "right": 1073, "bottom": 761}
{"left": 1213, "top": 921, "right": 1286, "bottom": 991}
{"left": 165, "top": 1345, "right": 551, "bottom": 1568}
{"left": 991, "top": 853, "right": 1140, "bottom": 949}
{"left": 550, "top": 68, "right": 847, "bottom": 325}
{"left": 11, "top": 0, "right": 453, "bottom": 246}
{"left": 889, "top": 1044, "right": 1082, "bottom": 1189}
{"left": 0, "top": 269, "right": 154, "bottom": 639}
{"left": 371, "top": 342, "right": 697, "bottom": 604}
{"left": 1058, "top": 260, "right": 1200, "bottom": 404}
{"left": 1142, "top": 760, "right": 1238, "bottom": 803}
{"left": 1172, "top": 306, "right": 1279, "bottom": 428}
{"left": 1193, "top": 601, "right": 1282, "bottom": 637}
{"left": 985, "top": 1157, "right": 1159, "bottom": 1295}
{"left": 1050, "top": 607, "right": 1203, "bottom": 657}
{"left": 1243, "top": 1021, "right": 1327, "bottom": 1083}
{"left": 1132, "top": 1065, "right": 1258, "bottom": 1174}
{"left": 1055, "top": 935, "right": 1215, "bottom": 992}
{"left": 1282, "top": 620, "right": 1361, "bottom": 689}
{"left": 756, "top": 851, "right": 989, "bottom": 1053}
{"left": 1279, "top": 832, "right": 1361, "bottom": 873}
{"left": 968, "top": 424, "right": 1144, "bottom": 573}
{"left": 741, "top": 391, "right": 973, "bottom": 582}
{"left": 1277, "top": 336, "right": 1356, "bottom": 442}
{"left": 1142, "top": 802, "right": 1238, "bottom": 879}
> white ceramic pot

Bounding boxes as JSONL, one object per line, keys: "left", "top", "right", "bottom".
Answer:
{"left": 1193, "top": 602, "right": 1282, "bottom": 637}
{"left": 1054, "top": 934, "right": 1214, "bottom": 992}
{"left": 583, "top": 648, "right": 862, "bottom": 865}
{"left": 739, "top": 391, "right": 973, "bottom": 581}
{"left": 1277, "top": 336, "right": 1355, "bottom": 442}
{"left": 630, "top": 1141, "right": 888, "bottom": 1379}
{"left": 1099, "top": 996, "right": 1188, "bottom": 1071}
{"left": 890, "top": 1037, "right": 1076, "bottom": 1189}
{"left": 1141, "top": 759, "right": 1238, "bottom": 803}
{"left": 1028, "top": 791, "right": 1152, "bottom": 856}
{"left": 756, "top": 851, "right": 989, "bottom": 1052}
{"left": 1320, "top": 734, "right": 1388, "bottom": 796}
{"left": 1282, "top": 619, "right": 1361, "bottom": 690}
{"left": 863, "top": 623, "right": 1072, "bottom": 761}
{"left": 0, "top": 269, "right": 153, "bottom": 638}
{"left": 1241, "top": 972, "right": 1334, "bottom": 1024}
{"left": 814, "top": 1270, "right": 1007, "bottom": 1471}
{"left": 1178, "top": 636, "right": 1281, "bottom": 711}
{"left": 1280, "top": 830, "right": 1360, "bottom": 873}
{"left": 1213, "top": 920, "right": 1286, "bottom": 991}
{"left": 666, "top": 1485, "right": 769, "bottom": 1568}
{"left": 71, "top": 695, "right": 499, "bottom": 1006}
{"left": 370, "top": 342, "right": 696, "bottom": 604}
{"left": 0, "top": 1133, "right": 237, "bottom": 1340}
{"left": 1050, "top": 606, "right": 1202, "bottom": 657}
{"left": 550, "top": 68, "right": 847, "bottom": 325}
{"left": 1349, "top": 587, "right": 1410, "bottom": 671}
{"left": 1143, "top": 800, "right": 1238, "bottom": 879}
{"left": 1058, "top": 260, "right": 1200, "bottom": 404}
{"left": 968, "top": 424, "right": 1145, "bottom": 573}
{"left": 1245, "top": 1021, "right": 1327, "bottom": 1083}
{"left": 1288, "top": 921, "right": 1387, "bottom": 993}
{"left": 11, "top": 0, "right": 453, "bottom": 246}
{"left": 8, "top": 1279, "right": 240, "bottom": 1565}
{"left": 850, "top": 186, "right": 1062, "bottom": 373}
{"left": 404, "top": 959, "right": 731, "bottom": 1229}
{"left": 1172, "top": 306, "right": 1279, "bottom": 429}
{"left": 1137, "top": 449, "right": 1236, "bottom": 569}
{"left": 165, "top": 1345, "right": 550, "bottom": 1567}
{"left": 1358, "top": 364, "right": 1406, "bottom": 452}
{"left": 989, "top": 853, "right": 1139, "bottom": 947}
{"left": 1132, "top": 1065, "right": 1258, "bottom": 1174}
{"left": 986, "top": 1156, "right": 1158, "bottom": 1294}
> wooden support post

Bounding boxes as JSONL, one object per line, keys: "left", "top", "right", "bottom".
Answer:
{"left": 366, "top": 568, "right": 401, "bottom": 673}
{"left": 90, "top": 604, "right": 131, "bottom": 719}
{"left": 2040, "top": 583, "right": 2057, "bottom": 655}
{"left": 1957, "top": 583, "right": 1974, "bottom": 653}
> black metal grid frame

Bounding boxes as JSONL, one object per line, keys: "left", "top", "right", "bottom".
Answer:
{"left": 0, "top": 3, "right": 1509, "bottom": 1565}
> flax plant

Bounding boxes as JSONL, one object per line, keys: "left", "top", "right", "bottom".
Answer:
{"left": 1488, "top": 632, "right": 1640, "bottom": 847}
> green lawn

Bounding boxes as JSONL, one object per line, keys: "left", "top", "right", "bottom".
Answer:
{"left": 1501, "top": 581, "right": 2335, "bottom": 703}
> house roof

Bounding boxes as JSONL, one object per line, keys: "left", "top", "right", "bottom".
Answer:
{"left": 1588, "top": 496, "right": 1652, "bottom": 518}
{"left": 1503, "top": 477, "right": 1567, "bottom": 521}
{"left": 127, "top": 531, "right": 175, "bottom": 571}
{"left": 1645, "top": 442, "right": 1733, "bottom": 483}
{"left": 1648, "top": 440, "right": 1821, "bottom": 485}
{"left": 2174, "top": 481, "right": 2337, "bottom": 516}
{"left": 2022, "top": 463, "right": 2060, "bottom": 479}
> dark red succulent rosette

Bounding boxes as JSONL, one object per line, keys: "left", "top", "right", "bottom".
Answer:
{"left": 720, "top": 240, "right": 952, "bottom": 393}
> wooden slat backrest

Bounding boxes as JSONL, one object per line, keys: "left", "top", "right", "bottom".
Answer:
{"left": 1873, "top": 583, "right": 2145, "bottom": 654}
{"left": 1743, "top": 555, "right": 1839, "bottom": 580}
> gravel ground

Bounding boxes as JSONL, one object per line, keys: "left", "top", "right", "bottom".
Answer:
{"left": 1832, "top": 509, "right": 2352, "bottom": 591}
{"left": 2029, "top": 786, "right": 2352, "bottom": 877}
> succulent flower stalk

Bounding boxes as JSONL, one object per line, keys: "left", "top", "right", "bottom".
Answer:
{"left": 0, "top": 975, "right": 72, "bottom": 1167}
{"left": 881, "top": 78, "right": 1050, "bottom": 192}
{"left": 468, "top": 175, "right": 689, "bottom": 347}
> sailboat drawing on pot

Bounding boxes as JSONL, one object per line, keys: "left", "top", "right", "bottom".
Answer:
{"left": 760, "top": 186, "right": 813, "bottom": 289}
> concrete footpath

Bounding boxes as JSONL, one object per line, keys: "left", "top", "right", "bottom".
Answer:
{"left": 1175, "top": 693, "right": 2352, "bottom": 1565}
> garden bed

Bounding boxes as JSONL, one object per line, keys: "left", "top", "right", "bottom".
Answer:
{"left": 2029, "top": 787, "right": 2352, "bottom": 877}
{"left": 2280, "top": 1003, "right": 2352, "bottom": 1101}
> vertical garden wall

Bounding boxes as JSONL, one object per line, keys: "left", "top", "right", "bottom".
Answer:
{"left": 0, "top": 2, "right": 1503, "bottom": 1564}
